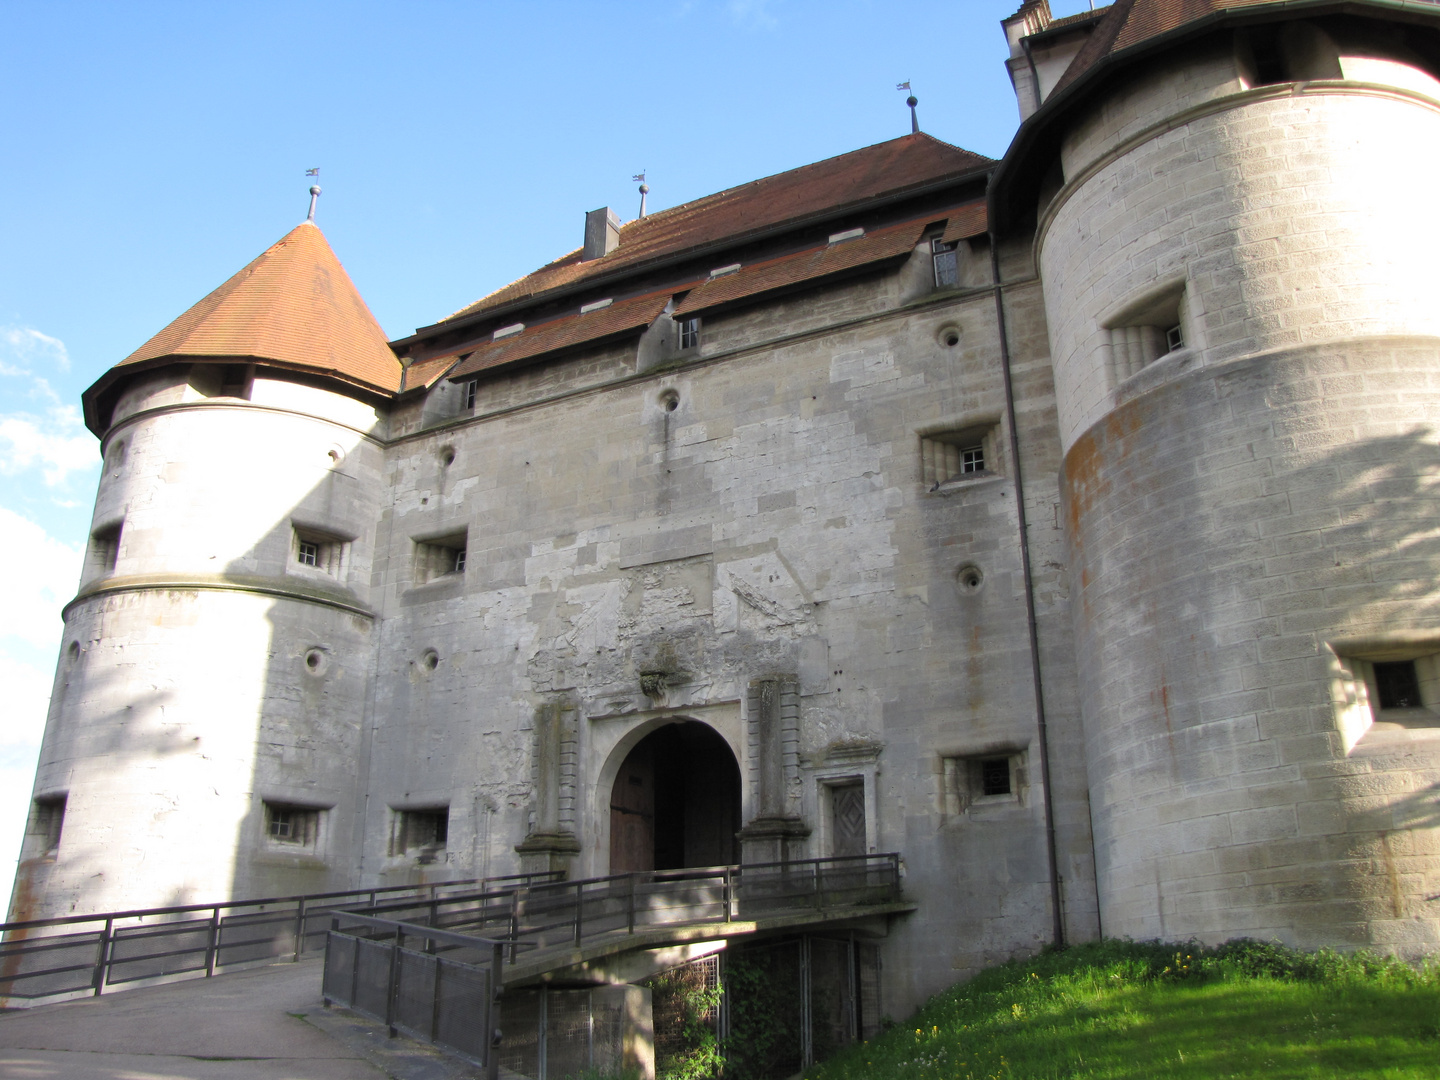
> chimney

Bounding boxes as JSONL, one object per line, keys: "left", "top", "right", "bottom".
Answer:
{"left": 583, "top": 207, "right": 622, "bottom": 261}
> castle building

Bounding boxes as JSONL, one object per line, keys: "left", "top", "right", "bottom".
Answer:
{"left": 12, "top": 0, "right": 1440, "bottom": 1020}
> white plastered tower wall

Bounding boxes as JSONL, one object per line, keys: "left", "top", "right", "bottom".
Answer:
{"left": 1036, "top": 13, "right": 1440, "bottom": 951}
{"left": 9, "top": 216, "right": 401, "bottom": 922}
{"left": 10, "top": 368, "right": 386, "bottom": 918}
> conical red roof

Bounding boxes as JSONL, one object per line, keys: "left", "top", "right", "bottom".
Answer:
{"left": 111, "top": 220, "right": 400, "bottom": 394}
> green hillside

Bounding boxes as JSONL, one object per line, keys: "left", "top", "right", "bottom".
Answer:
{"left": 805, "top": 939, "right": 1440, "bottom": 1080}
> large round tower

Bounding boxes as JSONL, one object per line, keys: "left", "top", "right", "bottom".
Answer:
{"left": 9, "top": 216, "right": 400, "bottom": 920}
{"left": 1000, "top": 0, "right": 1440, "bottom": 952}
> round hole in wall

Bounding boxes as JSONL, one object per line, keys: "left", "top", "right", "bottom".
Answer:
{"left": 659, "top": 389, "right": 680, "bottom": 412}
{"left": 420, "top": 649, "right": 440, "bottom": 672}
{"left": 938, "top": 325, "right": 962, "bottom": 348}
{"left": 304, "top": 648, "right": 327, "bottom": 674}
{"left": 956, "top": 564, "right": 984, "bottom": 594}
{"left": 439, "top": 446, "right": 456, "bottom": 467}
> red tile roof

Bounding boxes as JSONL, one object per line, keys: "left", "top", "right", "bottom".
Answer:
{"left": 445, "top": 291, "right": 678, "bottom": 380}
{"left": 402, "top": 352, "right": 463, "bottom": 392}
{"left": 429, "top": 133, "right": 992, "bottom": 331}
{"left": 1044, "top": 5, "right": 1113, "bottom": 33}
{"left": 111, "top": 221, "right": 401, "bottom": 393}
{"left": 673, "top": 201, "right": 986, "bottom": 319}
{"left": 941, "top": 202, "right": 989, "bottom": 244}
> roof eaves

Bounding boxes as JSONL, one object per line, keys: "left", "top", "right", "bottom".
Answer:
{"left": 81, "top": 353, "right": 398, "bottom": 437}
{"left": 391, "top": 158, "right": 997, "bottom": 350}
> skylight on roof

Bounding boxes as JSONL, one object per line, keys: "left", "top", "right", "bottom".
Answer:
{"left": 492, "top": 323, "right": 525, "bottom": 340}
{"left": 580, "top": 298, "right": 613, "bottom": 313}
{"left": 709, "top": 263, "right": 741, "bottom": 278}
{"left": 828, "top": 227, "right": 865, "bottom": 244}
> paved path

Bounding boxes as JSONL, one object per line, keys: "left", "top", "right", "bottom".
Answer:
{"left": 0, "top": 960, "right": 476, "bottom": 1080}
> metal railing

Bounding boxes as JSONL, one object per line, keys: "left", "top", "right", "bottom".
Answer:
{"left": 0, "top": 871, "right": 561, "bottom": 1007}
{"left": 350, "top": 853, "right": 903, "bottom": 967}
{"left": 322, "top": 911, "right": 510, "bottom": 1076}
{"left": 322, "top": 854, "right": 902, "bottom": 1077}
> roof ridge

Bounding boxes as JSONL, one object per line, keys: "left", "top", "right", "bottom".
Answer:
{"left": 620, "top": 133, "right": 967, "bottom": 228}
{"left": 427, "top": 133, "right": 992, "bottom": 334}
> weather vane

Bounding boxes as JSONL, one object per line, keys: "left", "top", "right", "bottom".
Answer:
{"left": 305, "top": 168, "right": 321, "bottom": 222}
{"left": 633, "top": 171, "right": 649, "bottom": 218}
{"left": 897, "top": 82, "right": 919, "bottom": 133}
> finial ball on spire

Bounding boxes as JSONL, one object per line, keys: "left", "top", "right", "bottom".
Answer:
{"left": 639, "top": 183, "right": 650, "bottom": 194}
{"left": 906, "top": 95, "right": 918, "bottom": 108}
{"left": 310, "top": 185, "right": 322, "bottom": 196}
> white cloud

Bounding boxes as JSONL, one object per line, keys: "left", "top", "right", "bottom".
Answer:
{"left": 727, "top": 0, "right": 779, "bottom": 29}
{"left": 1, "top": 326, "right": 70, "bottom": 373}
{"left": 0, "top": 651, "right": 52, "bottom": 753}
{"left": 0, "top": 409, "right": 97, "bottom": 486}
{"left": 0, "top": 325, "right": 97, "bottom": 488}
{"left": 0, "top": 508, "right": 83, "bottom": 650}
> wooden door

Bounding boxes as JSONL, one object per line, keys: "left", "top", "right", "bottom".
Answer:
{"left": 610, "top": 743, "right": 655, "bottom": 872}
{"left": 830, "top": 781, "right": 866, "bottom": 858}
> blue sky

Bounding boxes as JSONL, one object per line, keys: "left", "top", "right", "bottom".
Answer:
{"left": 0, "top": 0, "right": 1096, "bottom": 907}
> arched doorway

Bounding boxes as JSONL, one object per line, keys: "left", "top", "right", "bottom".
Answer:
{"left": 609, "top": 721, "right": 741, "bottom": 873}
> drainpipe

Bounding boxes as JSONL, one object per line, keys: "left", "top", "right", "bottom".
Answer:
{"left": 988, "top": 229, "right": 1066, "bottom": 949}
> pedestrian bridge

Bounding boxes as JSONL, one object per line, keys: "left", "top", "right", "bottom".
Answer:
{"left": 3, "top": 855, "right": 911, "bottom": 1078}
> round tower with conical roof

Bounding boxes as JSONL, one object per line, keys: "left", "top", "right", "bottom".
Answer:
{"left": 9, "top": 218, "right": 401, "bottom": 920}
{"left": 997, "top": 0, "right": 1440, "bottom": 953}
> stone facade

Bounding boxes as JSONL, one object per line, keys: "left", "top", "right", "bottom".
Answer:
{"left": 12, "top": 0, "right": 1440, "bottom": 1022}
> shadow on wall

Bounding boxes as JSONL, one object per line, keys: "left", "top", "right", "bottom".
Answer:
{"left": 1066, "top": 339, "right": 1440, "bottom": 944}
{"left": 9, "top": 668, "right": 183, "bottom": 923}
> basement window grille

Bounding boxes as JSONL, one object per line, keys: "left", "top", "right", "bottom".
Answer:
{"left": 1375, "top": 661, "right": 1423, "bottom": 710}
{"left": 941, "top": 752, "right": 1023, "bottom": 815}
{"left": 979, "top": 757, "right": 1012, "bottom": 797}
{"left": 392, "top": 808, "right": 449, "bottom": 862}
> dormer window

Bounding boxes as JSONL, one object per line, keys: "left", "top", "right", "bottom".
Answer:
{"left": 297, "top": 541, "right": 319, "bottom": 567}
{"left": 932, "top": 238, "right": 959, "bottom": 288}
{"left": 679, "top": 317, "right": 701, "bottom": 350}
{"left": 462, "top": 378, "right": 478, "bottom": 410}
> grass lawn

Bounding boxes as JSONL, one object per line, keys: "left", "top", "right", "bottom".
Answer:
{"left": 804, "top": 940, "right": 1440, "bottom": 1080}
